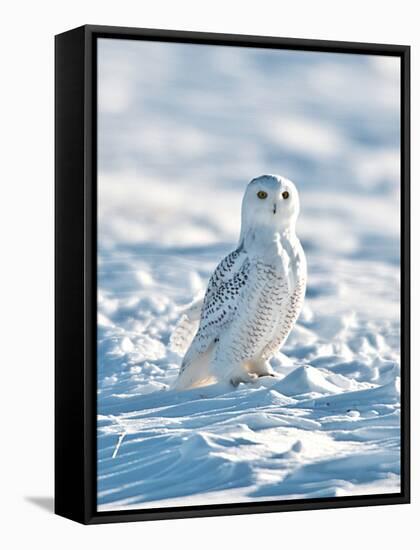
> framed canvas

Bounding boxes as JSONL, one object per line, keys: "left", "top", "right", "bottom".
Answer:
{"left": 55, "top": 24, "right": 410, "bottom": 525}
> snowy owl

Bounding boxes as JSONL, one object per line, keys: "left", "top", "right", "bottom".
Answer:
{"left": 173, "top": 174, "right": 307, "bottom": 390}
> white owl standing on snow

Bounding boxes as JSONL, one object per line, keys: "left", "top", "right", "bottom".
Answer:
{"left": 172, "top": 174, "right": 307, "bottom": 390}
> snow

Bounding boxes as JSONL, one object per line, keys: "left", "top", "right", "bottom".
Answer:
{"left": 96, "top": 39, "right": 401, "bottom": 511}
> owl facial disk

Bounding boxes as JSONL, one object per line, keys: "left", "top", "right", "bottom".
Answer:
{"left": 243, "top": 174, "right": 299, "bottom": 228}
{"left": 239, "top": 175, "right": 300, "bottom": 248}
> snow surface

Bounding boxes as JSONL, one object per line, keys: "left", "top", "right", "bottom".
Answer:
{"left": 96, "top": 39, "right": 401, "bottom": 510}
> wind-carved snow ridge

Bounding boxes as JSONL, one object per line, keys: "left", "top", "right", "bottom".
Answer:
{"left": 97, "top": 41, "right": 401, "bottom": 510}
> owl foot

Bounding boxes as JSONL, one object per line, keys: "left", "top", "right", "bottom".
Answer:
{"left": 246, "top": 359, "right": 275, "bottom": 378}
{"left": 230, "top": 372, "right": 259, "bottom": 387}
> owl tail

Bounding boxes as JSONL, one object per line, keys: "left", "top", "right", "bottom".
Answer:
{"left": 169, "top": 297, "right": 204, "bottom": 355}
{"left": 173, "top": 343, "right": 217, "bottom": 391}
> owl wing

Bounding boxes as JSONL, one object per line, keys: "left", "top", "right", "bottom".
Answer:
{"left": 177, "top": 248, "right": 249, "bottom": 374}
{"left": 170, "top": 248, "right": 246, "bottom": 355}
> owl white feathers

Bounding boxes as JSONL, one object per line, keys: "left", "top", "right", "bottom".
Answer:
{"left": 173, "top": 174, "right": 307, "bottom": 390}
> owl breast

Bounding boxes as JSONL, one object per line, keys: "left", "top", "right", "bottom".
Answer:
{"left": 261, "top": 275, "right": 306, "bottom": 359}
{"left": 253, "top": 239, "right": 306, "bottom": 360}
{"left": 216, "top": 246, "right": 306, "bottom": 370}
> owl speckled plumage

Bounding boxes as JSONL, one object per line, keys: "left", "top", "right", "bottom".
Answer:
{"left": 173, "top": 174, "right": 307, "bottom": 390}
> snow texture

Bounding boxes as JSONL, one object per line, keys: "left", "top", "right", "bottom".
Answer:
{"left": 96, "top": 39, "right": 401, "bottom": 510}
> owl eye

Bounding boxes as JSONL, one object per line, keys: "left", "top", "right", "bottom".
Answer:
{"left": 282, "top": 191, "right": 289, "bottom": 199}
{"left": 257, "top": 191, "right": 268, "bottom": 199}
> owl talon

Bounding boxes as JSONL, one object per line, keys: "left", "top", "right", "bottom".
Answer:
{"left": 230, "top": 373, "right": 259, "bottom": 387}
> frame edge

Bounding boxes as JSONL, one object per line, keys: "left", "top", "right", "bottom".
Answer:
{"left": 55, "top": 25, "right": 89, "bottom": 525}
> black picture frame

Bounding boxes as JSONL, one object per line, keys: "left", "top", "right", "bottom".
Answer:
{"left": 55, "top": 24, "right": 410, "bottom": 525}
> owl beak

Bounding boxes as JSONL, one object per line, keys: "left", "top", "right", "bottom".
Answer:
{"left": 273, "top": 203, "right": 277, "bottom": 214}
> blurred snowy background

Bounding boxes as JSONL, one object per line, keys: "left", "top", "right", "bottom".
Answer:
{"left": 96, "top": 38, "right": 401, "bottom": 510}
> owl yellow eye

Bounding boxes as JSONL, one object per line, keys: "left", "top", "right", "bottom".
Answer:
{"left": 282, "top": 191, "right": 289, "bottom": 199}
{"left": 257, "top": 191, "right": 268, "bottom": 199}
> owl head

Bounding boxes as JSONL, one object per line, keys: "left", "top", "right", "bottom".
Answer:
{"left": 239, "top": 175, "right": 300, "bottom": 244}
